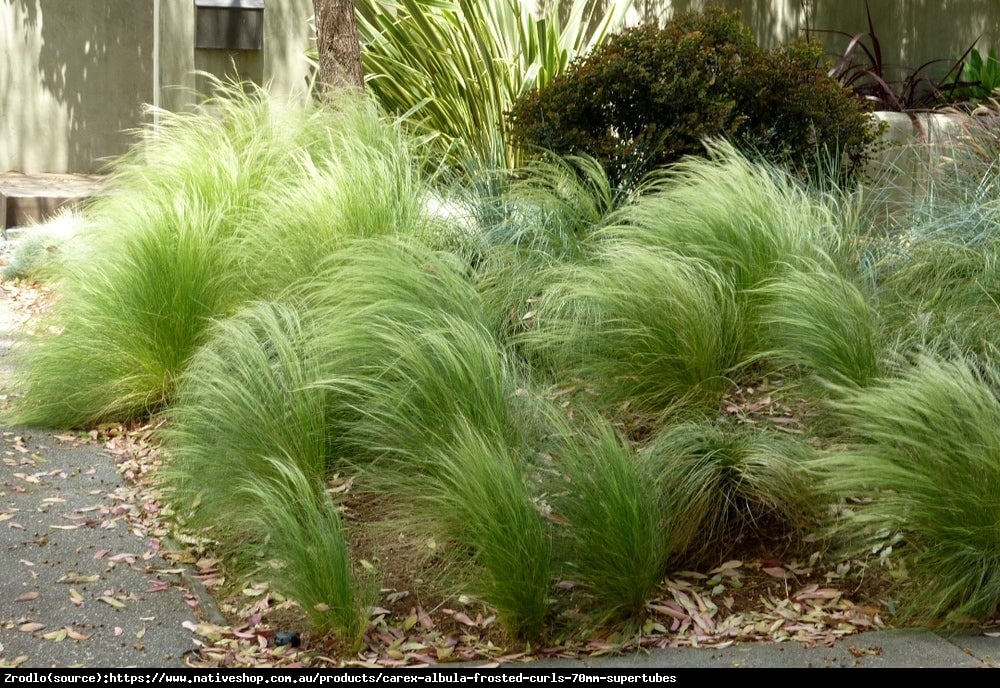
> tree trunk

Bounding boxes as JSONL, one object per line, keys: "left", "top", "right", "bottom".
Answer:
{"left": 312, "top": 0, "right": 364, "bottom": 92}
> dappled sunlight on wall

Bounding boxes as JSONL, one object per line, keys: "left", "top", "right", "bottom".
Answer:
{"left": 607, "top": 0, "right": 1000, "bottom": 73}
{"left": 3, "top": 0, "right": 153, "bottom": 173}
{"left": 2, "top": 0, "right": 314, "bottom": 174}
{"left": 1, "top": 0, "right": 70, "bottom": 172}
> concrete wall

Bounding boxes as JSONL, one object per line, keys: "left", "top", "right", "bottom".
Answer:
{"left": 160, "top": 0, "right": 314, "bottom": 114}
{"left": 4, "top": 0, "right": 999, "bottom": 174}
{"left": 0, "top": 0, "right": 154, "bottom": 173}
{"left": 1, "top": 0, "right": 314, "bottom": 174}
{"left": 631, "top": 0, "right": 1000, "bottom": 79}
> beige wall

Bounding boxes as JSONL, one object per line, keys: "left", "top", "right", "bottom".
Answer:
{"left": 160, "top": 0, "right": 314, "bottom": 113}
{"left": 632, "top": 0, "right": 1000, "bottom": 77}
{"left": 1, "top": 1, "right": 154, "bottom": 173}
{"left": 1, "top": 0, "right": 314, "bottom": 174}
{"left": 5, "top": 1, "right": 999, "bottom": 174}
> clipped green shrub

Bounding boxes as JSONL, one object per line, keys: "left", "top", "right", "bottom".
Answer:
{"left": 822, "top": 356, "right": 1000, "bottom": 626}
{"left": 509, "top": 7, "right": 878, "bottom": 188}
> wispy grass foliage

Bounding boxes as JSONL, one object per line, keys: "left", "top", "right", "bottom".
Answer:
{"left": 161, "top": 297, "right": 374, "bottom": 645}
{"left": 296, "top": 241, "right": 500, "bottom": 464}
{"left": 237, "top": 99, "right": 432, "bottom": 297}
{"left": 524, "top": 244, "right": 742, "bottom": 417}
{"left": 481, "top": 154, "right": 623, "bottom": 259}
{"left": 285, "top": 239, "right": 551, "bottom": 638}
{"left": 822, "top": 356, "right": 1000, "bottom": 625}
{"left": 643, "top": 420, "right": 819, "bottom": 567}
{"left": 550, "top": 414, "right": 670, "bottom": 625}
{"left": 10, "top": 81, "right": 419, "bottom": 427}
{"left": 755, "top": 263, "right": 883, "bottom": 387}
{"left": 1, "top": 209, "right": 88, "bottom": 282}
{"left": 12, "top": 208, "right": 242, "bottom": 426}
{"left": 604, "top": 141, "right": 838, "bottom": 297}
{"left": 417, "top": 421, "right": 551, "bottom": 640}
{"left": 341, "top": 314, "right": 528, "bottom": 467}
{"left": 242, "top": 457, "right": 373, "bottom": 648}
{"left": 163, "top": 300, "right": 332, "bottom": 538}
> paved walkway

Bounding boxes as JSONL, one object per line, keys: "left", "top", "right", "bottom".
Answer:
{"left": 0, "top": 272, "right": 208, "bottom": 668}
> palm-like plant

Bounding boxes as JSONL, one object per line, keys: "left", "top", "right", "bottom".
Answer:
{"left": 355, "top": 0, "right": 632, "bottom": 173}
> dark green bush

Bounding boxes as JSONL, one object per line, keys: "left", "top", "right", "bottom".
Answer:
{"left": 508, "top": 8, "right": 879, "bottom": 189}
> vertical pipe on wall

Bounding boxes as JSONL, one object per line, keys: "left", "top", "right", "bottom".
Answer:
{"left": 152, "top": 0, "right": 161, "bottom": 128}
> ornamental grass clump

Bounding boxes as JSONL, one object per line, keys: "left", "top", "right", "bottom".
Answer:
{"left": 416, "top": 422, "right": 552, "bottom": 641}
{"left": 642, "top": 420, "right": 820, "bottom": 567}
{"left": 9, "top": 81, "right": 412, "bottom": 428}
{"left": 11, "top": 208, "right": 242, "bottom": 427}
{"left": 755, "top": 262, "right": 883, "bottom": 388}
{"left": 241, "top": 457, "right": 374, "bottom": 649}
{"left": 523, "top": 243, "right": 743, "bottom": 417}
{"left": 822, "top": 356, "right": 1000, "bottom": 625}
{"left": 162, "top": 298, "right": 372, "bottom": 644}
{"left": 879, "top": 238, "right": 1000, "bottom": 365}
{"left": 238, "top": 98, "right": 432, "bottom": 298}
{"left": 284, "top": 239, "right": 551, "bottom": 638}
{"left": 163, "top": 300, "right": 332, "bottom": 543}
{"left": 341, "top": 314, "right": 528, "bottom": 469}
{"left": 471, "top": 153, "right": 623, "bottom": 343}
{"left": 550, "top": 414, "right": 671, "bottom": 626}
{"left": 326, "top": 317, "right": 551, "bottom": 639}
{"left": 605, "top": 141, "right": 837, "bottom": 297}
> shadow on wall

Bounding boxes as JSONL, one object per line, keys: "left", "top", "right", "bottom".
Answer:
{"left": 804, "top": 0, "right": 1000, "bottom": 83}
{"left": 636, "top": 0, "right": 795, "bottom": 46}
{"left": 15, "top": 0, "right": 153, "bottom": 173}
{"left": 586, "top": 0, "right": 1000, "bottom": 77}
